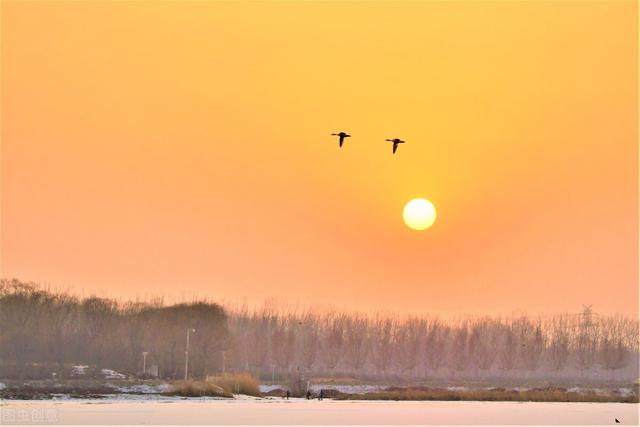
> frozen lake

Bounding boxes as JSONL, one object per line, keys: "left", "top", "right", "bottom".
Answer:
{"left": 0, "top": 398, "right": 637, "bottom": 425}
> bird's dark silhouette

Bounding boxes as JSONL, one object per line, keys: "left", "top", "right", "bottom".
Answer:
{"left": 331, "top": 132, "right": 351, "bottom": 147}
{"left": 385, "top": 138, "right": 405, "bottom": 154}
{"left": 615, "top": 418, "right": 620, "bottom": 423}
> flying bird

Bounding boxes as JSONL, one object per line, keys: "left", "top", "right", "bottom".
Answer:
{"left": 385, "top": 138, "right": 405, "bottom": 154}
{"left": 331, "top": 132, "right": 351, "bottom": 147}
{"left": 615, "top": 419, "right": 620, "bottom": 424}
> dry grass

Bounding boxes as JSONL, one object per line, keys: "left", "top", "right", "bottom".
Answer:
{"left": 335, "top": 387, "right": 639, "bottom": 403}
{"left": 205, "top": 373, "right": 262, "bottom": 397}
{"left": 167, "top": 373, "right": 260, "bottom": 398}
{"left": 166, "top": 380, "right": 232, "bottom": 398}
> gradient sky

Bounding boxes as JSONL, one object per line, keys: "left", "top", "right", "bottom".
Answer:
{"left": 1, "top": 1, "right": 637, "bottom": 317}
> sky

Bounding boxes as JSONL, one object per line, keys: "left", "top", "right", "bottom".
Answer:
{"left": 1, "top": 1, "right": 637, "bottom": 317}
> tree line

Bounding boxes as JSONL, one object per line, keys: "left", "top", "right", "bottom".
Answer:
{"left": 1, "top": 278, "right": 638, "bottom": 382}
{"left": 225, "top": 302, "right": 638, "bottom": 382}
{"left": 0, "top": 279, "right": 229, "bottom": 379}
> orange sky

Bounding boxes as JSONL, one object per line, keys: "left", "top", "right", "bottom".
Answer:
{"left": 1, "top": 1, "right": 637, "bottom": 317}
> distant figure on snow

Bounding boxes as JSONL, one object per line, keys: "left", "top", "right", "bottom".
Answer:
{"left": 331, "top": 132, "right": 351, "bottom": 147}
{"left": 285, "top": 390, "right": 290, "bottom": 400}
{"left": 306, "top": 390, "right": 311, "bottom": 400}
{"left": 385, "top": 138, "right": 405, "bottom": 154}
{"left": 318, "top": 389, "right": 324, "bottom": 401}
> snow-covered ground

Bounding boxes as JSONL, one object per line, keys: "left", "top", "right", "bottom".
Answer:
{"left": 617, "top": 388, "right": 635, "bottom": 397}
{"left": 566, "top": 386, "right": 635, "bottom": 397}
{"left": 101, "top": 369, "right": 127, "bottom": 380}
{"left": 1, "top": 399, "right": 636, "bottom": 425}
{"left": 110, "top": 383, "right": 171, "bottom": 394}
{"left": 258, "top": 384, "right": 282, "bottom": 393}
{"left": 44, "top": 394, "right": 231, "bottom": 402}
{"left": 259, "top": 383, "right": 387, "bottom": 394}
{"left": 69, "top": 365, "right": 129, "bottom": 379}
{"left": 308, "top": 383, "right": 388, "bottom": 394}
{"left": 70, "top": 365, "right": 89, "bottom": 376}
{"left": 260, "top": 383, "right": 636, "bottom": 396}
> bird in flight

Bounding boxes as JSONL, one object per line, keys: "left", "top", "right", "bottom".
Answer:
{"left": 385, "top": 138, "right": 405, "bottom": 154}
{"left": 615, "top": 419, "right": 620, "bottom": 424}
{"left": 331, "top": 132, "right": 351, "bottom": 147}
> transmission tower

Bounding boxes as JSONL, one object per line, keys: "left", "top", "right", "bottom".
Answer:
{"left": 570, "top": 305, "right": 598, "bottom": 335}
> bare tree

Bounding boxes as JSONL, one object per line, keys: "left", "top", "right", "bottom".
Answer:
{"left": 468, "top": 318, "right": 498, "bottom": 376}
{"left": 498, "top": 322, "right": 519, "bottom": 372}
{"left": 599, "top": 316, "right": 632, "bottom": 381}
{"left": 322, "top": 313, "right": 345, "bottom": 374}
{"left": 394, "top": 317, "right": 425, "bottom": 378}
{"left": 547, "top": 315, "right": 571, "bottom": 373}
{"left": 424, "top": 320, "right": 449, "bottom": 377}
{"left": 518, "top": 319, "right": 546, "bottom": 374}
{"left": 344, "top": 316, "right": 369, "bottom": 374}
{"left": 371, "top": 316, "right": 395, "bottom": 376}
{"left": 449, "top": 322, "right": 468, "bottom": 377}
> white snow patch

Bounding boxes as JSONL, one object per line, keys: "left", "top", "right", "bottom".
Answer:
{"left": 567, "top": 387, "right": 620, "bottom": 396}
{"left": 446, "top": 386, "right": 469, "bottom": 392}
{"left": 259, "top": 384, "right": 284, "bottom": 393}
{"left": 616, "top": 388, "right": 633, "bottom": 397}
{"left": 101, "top": 394, "right": 230, "bottom": 402}
{"left": 260, "top": 384, "right": 387, "bottom": 394}
{"left": 101, "top": 369, "right": 127, "bottom": 379}
{"left": 233, "top": 394, "right": 263, "bottom": 400}
{"left": 114, "top": 383, "right": 171, "bottom": 394}
{"left": 72, "top": 365, "right": 89, "bottom": 375}
{"left": 308, "top": 384, "right": 387, "bottom": 394}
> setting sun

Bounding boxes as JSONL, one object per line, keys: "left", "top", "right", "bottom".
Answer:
{"left": 403, "top": 198, "right": 436, "bottom": 231}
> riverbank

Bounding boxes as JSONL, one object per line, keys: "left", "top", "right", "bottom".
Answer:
{"left": 1, "top": 379, "right": 637, "bottom": 403}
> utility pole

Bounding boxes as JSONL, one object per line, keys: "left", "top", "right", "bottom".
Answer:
{"left": 142, "top": 351, "right": 148, "bottom": 377}
{"left": 221, "top": 351, "right": 226, "bottom": 375}
{"left": 185, "top": 328, "right": 196, "bottom": 381}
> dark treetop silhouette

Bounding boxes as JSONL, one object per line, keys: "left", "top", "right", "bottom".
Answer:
{"left": 386, "top": 138, "right": 405, "bottom": 154}
{"left": 331, "top": 132, "right": 351, "bottom": 147}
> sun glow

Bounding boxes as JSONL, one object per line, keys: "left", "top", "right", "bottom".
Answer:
{"left": 403, "top": 198, "right": 436, "bottom": 231}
